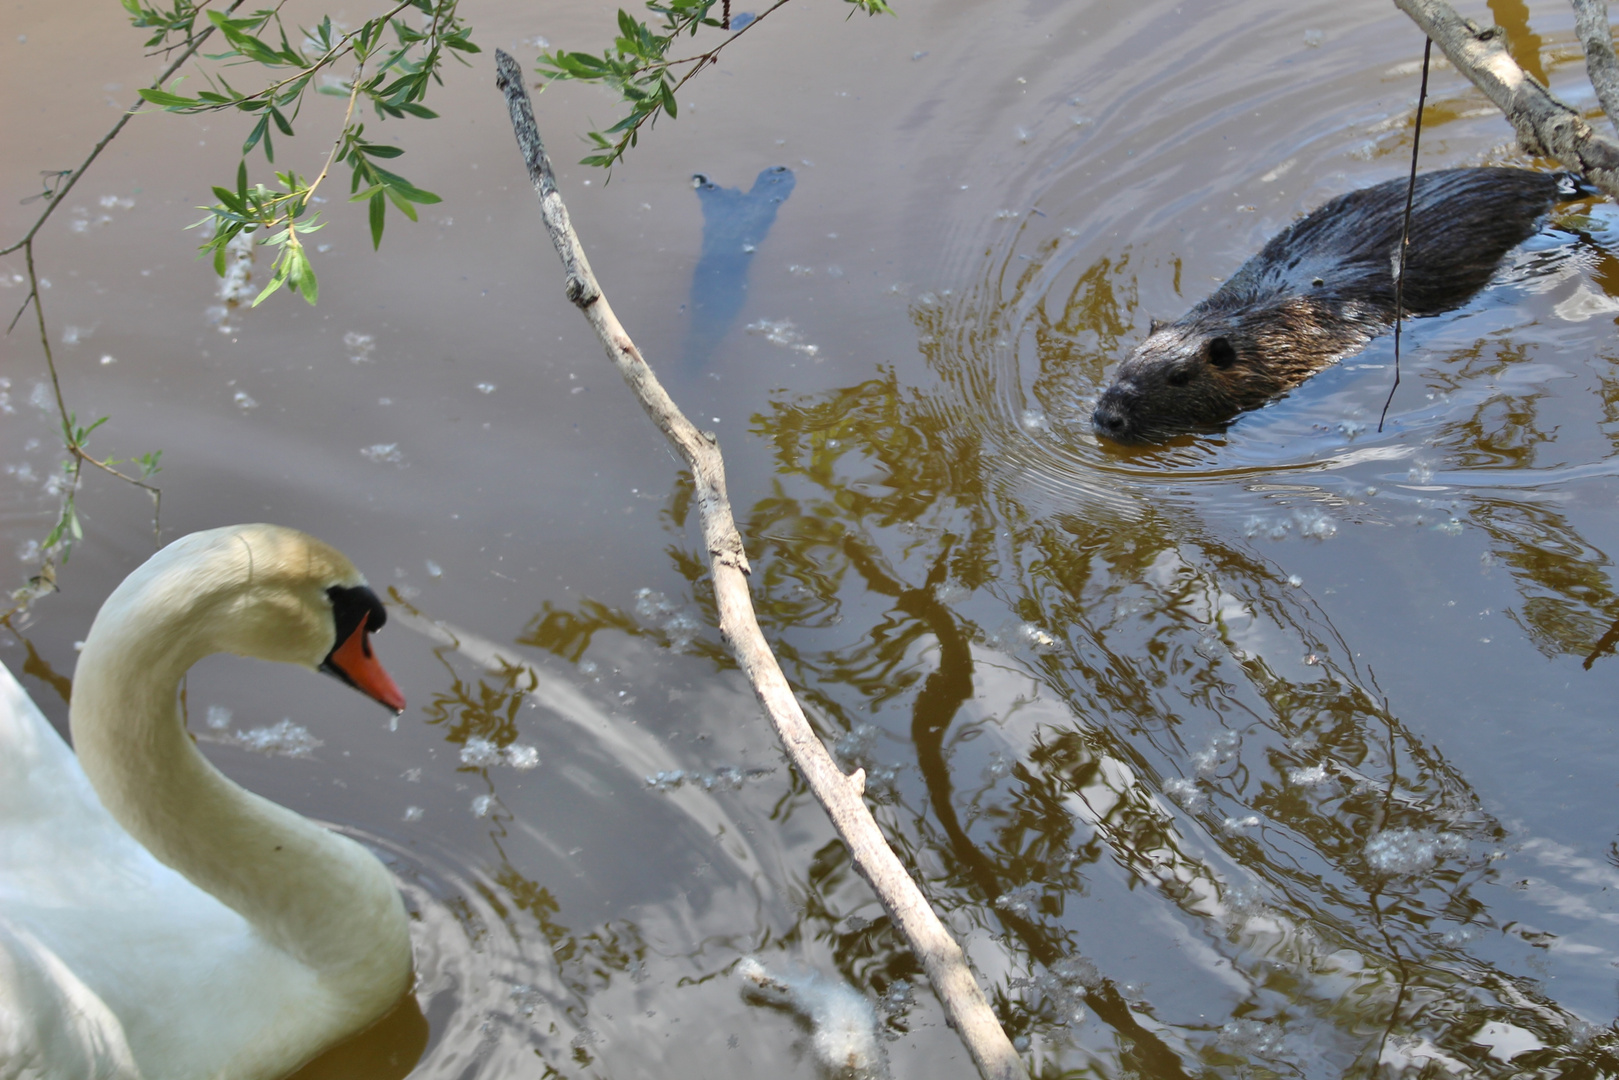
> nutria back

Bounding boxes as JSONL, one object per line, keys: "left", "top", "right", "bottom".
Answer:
{"left": 1091, "top": 168, "right": 1578, "bottom": 444}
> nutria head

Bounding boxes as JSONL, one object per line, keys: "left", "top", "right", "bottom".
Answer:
{"left": 1092, "top": 297, "right": 1379, "bottom": 445}
{"left": 1092, "top": 323, "right": 1254, "bottom": 444}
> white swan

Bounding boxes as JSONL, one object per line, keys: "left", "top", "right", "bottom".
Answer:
{"left": 0, "top": 524, "right": 414, "bottom": 1080}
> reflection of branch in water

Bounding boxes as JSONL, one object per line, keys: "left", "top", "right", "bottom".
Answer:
{"left": 1470, "top": 497, "right": 1619, "bottom": 661}
{"left": 1583, "top": 613, "right": 1619, "bottom": 668}
{"left": 439, "top": 194, "right": 1619, "bottom": 1069}
{"left": 497, "top": 451, "right": 1619, "bottom": 1074}
{"left": 1018, "top": 517, "right": 1619, "bottom": 1073}
{"left": 840, "top": 532, "right": 1197, "bottom": 1079}
{"left": 1369, "top": 685, "right": 1417, "bottom": 1075}
{"left": 750, "top": 387, "right": 1580, "bottom": 1069}
{"left": 767, "top": 308, "right": 1615, "bottom": 1070}
{"left": 1424, "top": 342, "right": 1619, "bottom": 668}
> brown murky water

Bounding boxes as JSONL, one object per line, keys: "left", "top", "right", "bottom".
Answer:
{"left": 7, "top": 0, "right": 1619, "bottom": 1076}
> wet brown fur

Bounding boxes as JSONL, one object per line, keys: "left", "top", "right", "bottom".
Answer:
{"left": 1091, "top": 168, "right": 1577, "bottom": 444}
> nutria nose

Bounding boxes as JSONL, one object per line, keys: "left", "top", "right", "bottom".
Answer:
{"left": 1091, "top": 392, "right": 1132, "bottom": 441}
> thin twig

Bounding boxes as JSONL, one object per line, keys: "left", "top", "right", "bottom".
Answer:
{"left": 0, "top": 0, "right": 206, "bottom": 578}
{"left": 299, "top": 56, "right": 367, "bottom": 208}
{"left": 6, "top": 290, "right": 34, "bottom": 336}
{"left": 589, "top": 0, "right": 793, "bottom": 163}
{"left": 22, "top": 245, "right": 161, "bottom": 512}
{"left": 649, "top": 0, "right": 791, "bottom": 74}
{"left": 492, "top": 47, "right": 1029, "bottom": 1080}
{"left": 1379, "top": 37, "right": 1432, "bottom": 433}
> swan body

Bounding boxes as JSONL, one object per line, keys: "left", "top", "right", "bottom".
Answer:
{"left": 0, "top": 524, "right": 413, "bottom": 1080}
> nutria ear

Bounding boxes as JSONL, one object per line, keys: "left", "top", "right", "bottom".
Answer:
{"left": 1206, "top": 337, "right": 1238, "bottom": 369}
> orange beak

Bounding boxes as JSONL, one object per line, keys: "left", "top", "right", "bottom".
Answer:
{"left": 321, "top": 611, "right": 407, "bottom": 714}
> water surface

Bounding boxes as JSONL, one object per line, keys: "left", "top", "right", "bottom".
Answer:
{"left": 5, "top": 0, "right": 1619, "bottom": 1076}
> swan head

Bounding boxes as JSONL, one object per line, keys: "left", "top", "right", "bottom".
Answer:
{"left": 86, "top": 523, "right": 406, "bottom": 712}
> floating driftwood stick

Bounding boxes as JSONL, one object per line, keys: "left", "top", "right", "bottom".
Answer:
{"left": 491, "top": 49, "right": 1028, "bottom": 1080}
{"left": 1393, "top": 0, "right": 1619, "bottom": 197}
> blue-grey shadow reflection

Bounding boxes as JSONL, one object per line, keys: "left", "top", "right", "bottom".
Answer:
{"left": 681, "top": 166, "right": 796, "bottom": 372}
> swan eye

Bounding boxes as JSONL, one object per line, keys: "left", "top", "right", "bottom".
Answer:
{"left": 326, "top": 584, "right": 387, "bottom": 647}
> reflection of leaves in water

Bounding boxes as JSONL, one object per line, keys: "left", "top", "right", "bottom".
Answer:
{"left": 516, "top": 489, "right": 729, "bottom": 668}
{"left": 420, "top": 651, "right": 531, "bottom": 755}
{"left": 416, "top": 653, "right": 655, "bottom": 1071}
{"left": 520, "top": 598, "right": 645, "bottom": 662}
{"left": 492, "top": 859, "right": 649, "bottom": 1005}
{"left": 482, "top": 850, "right": 650, "bottom": 1072}
{"left": 1430, "top": 341, "right": 1551, "bottom": 470}
{"left": 1403, "top": 303, "right": 1619, "bottom": 667}
{"left": 1026, "top": 252, "right": 1139, "bottom": 427}
{"left": 776, "top": 838, "right": 922, "bottom": 997}
{"left": 512, "top": 227, "right": 1619, "bottom": 1074}
{"left": 1471, "top": 498, "right": 1619, "bottom": 660}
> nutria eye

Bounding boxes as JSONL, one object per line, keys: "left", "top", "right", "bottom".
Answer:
{"left": 1166, "top": 368, "right": 1193, "bottom": 388}
{"left": 1206, "top": 337, "right": 1237, "bottom": 369}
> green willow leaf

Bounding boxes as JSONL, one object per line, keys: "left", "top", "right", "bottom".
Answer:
{"left": 373, "top": 166, "right": 441, "bottom": 204}
{"left": 242, "top": 114, "right": 269, "bottom": 156}
{"left": 137, "top": 87, "right": 200, "bottom": 108}
{"left": 289, "top": 248, "right": 318, "bottom": 304}
{"left": 384, "top": 188, "right": 419, "bottom": 221}
{"left": 211, "top": 186, "right": 245, "bottom": 213}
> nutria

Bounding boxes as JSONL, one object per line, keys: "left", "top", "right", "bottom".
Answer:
{"left": 1091, "top": 167, "right": 1587, "bottom": 444}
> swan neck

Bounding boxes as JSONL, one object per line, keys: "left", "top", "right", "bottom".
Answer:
{"left": 67, "top": 570, "right": 409, "bottom": 996}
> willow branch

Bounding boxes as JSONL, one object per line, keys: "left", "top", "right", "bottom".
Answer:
{"left": 1572, "top": 0, "right": 1619, "bottom": 138}
{"left": 651, "top": 0, "right": 788, "bottom": 90}
{"left": 492, "top": 48, "right": 1027, "bottom": 1080}
{"left": 21, "top": 245, "right": 160, "bottom": 527}
{"left": 1392, "top": 0, "right": 1619, "bottom": 197}
{"left": 297, "top": 56, "right": 366, "bottom": 210}
{"left": 200, "top": 0, "right": 414, "bottom": 113}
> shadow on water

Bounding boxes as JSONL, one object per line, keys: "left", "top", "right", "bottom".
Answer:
{"left": 681, "top": 166, "right": 797, "bottom": 374}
